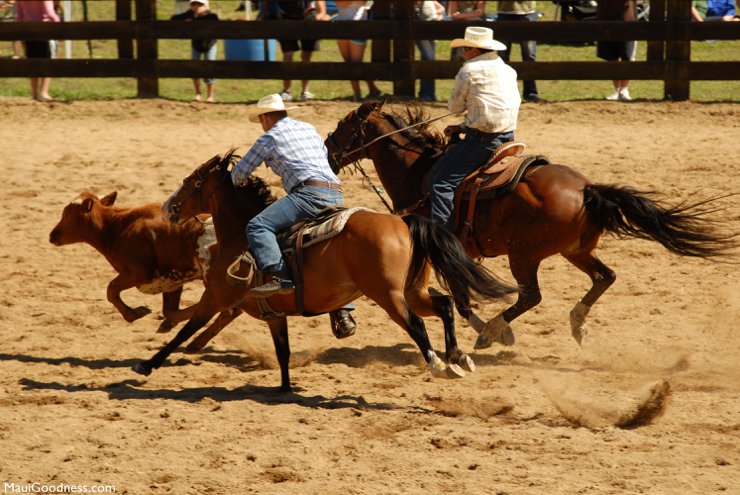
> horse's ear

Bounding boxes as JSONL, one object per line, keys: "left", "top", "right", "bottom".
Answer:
{"left": 101, "top": 191, "right": 117, "bottom": 206}
{"left": 81, "top": 197, "right": 95, "bottom": 212}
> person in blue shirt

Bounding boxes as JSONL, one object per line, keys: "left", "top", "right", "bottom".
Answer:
{"left": 706, "top": 0, "right": 738, "bottom": 21}
{"left": 231, "top": 93, "right": 356, "bottom": 336}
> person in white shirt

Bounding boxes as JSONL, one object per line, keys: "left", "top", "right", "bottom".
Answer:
{"left": 429, "top": 26, "right": 521, "bottom": 230}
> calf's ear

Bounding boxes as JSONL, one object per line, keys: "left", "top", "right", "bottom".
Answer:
{"left": 101, "top": 191, "right": 118, "bottom": 206}
{"left": 81, "top": 198, "right": 95, "bottom": 212}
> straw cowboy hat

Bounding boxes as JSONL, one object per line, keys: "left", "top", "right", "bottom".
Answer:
{"left": 450, "top": 26, "right": 507, "bottom": 52}
{"left": 248, "top": 93, "right": 298, "bottom": 123}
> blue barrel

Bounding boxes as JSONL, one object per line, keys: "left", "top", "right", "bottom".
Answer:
{"left": 224, "top": 39, "right": 277, "bottom": 61}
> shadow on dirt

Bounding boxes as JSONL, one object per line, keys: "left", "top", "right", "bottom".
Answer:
{"left": 18, "top": 376, "right": 408, "bottom": 411}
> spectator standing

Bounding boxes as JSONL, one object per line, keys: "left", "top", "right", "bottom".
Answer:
{"left": 447, "top": 1, "right": 486, "bottom": 61}
{"left": 596, "top": 1, "right": 636, "bottom": 101}
{"left": 15, "top": 0, "right": 60, "bottom": 102}
{"left": 415, "top": 1, "right": 445, "bottom": 101}
{"left": 273, "top": 0, "right": 330, "bottom": 102}
{"left": 171, "top": 0, "right": 219, "bottom": 103}
{"left": 496, "top": 1, "right": 540, "bottom": 102}
{"left": 335, "top": 1, "right": 382, "bottom": 101}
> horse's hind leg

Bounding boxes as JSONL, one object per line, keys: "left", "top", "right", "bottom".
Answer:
{"left": 369, "top": 288, "right": 465, "bottom": 379}
{"left": 474, "top": 255, "right": 542, "bottom": 350}
{"left": 562, "top": 251, "right": 616, "bottom": 345}
{"left": 407, "top": 287, "right": 475, "bottom": 373}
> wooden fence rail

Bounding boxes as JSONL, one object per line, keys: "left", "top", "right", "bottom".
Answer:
{"left": 0, "top": 0, "right": 737, "bottom": 100}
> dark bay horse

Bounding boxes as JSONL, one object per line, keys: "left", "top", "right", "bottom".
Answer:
{"left": 326, "top": 101, "right": 736, "bottom": 349}
{"left": 132, "top": 150, "right": 516, "bottom": 391}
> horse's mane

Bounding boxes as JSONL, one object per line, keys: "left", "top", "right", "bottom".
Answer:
{"left": 216, "top": 149, "right": 277, "bottom": 210}
{"left": 382, "top": 105, "right": 447, "bottom": 151}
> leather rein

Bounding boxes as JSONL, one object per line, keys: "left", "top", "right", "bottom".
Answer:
{"left": 327, "top": 109, "right": 454, "bottom": 214}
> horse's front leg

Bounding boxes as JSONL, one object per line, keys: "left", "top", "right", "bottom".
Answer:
{"left": 157, "top": 287, "right": 198, "bottom": 333}
{"left": 474, "top": 256, "right": 540, "bottom": 349}
{"left": 132, "top": 295, "right": 220, "bottom": 376}
{"left": 185, "top": 308, "right": 242, "bottom": 353}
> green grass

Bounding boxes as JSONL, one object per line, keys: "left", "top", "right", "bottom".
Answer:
{"left": 0, "top": 0, "right": 738, "bottom": 102}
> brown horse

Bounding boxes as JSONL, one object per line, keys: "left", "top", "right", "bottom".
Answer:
{"left": 326, "top": 101, "right": 736, "bottom": 349}
{"left": 132, "top": 151, "right": 516, "bottom": 391}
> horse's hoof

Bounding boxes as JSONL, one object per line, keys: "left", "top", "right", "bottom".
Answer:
{"left": 445, "top": 363, "right": 466, "bottom": 379}
{"left": 457, "top": 354, "right": 476, "bottom": 373}
{"left": 571, "top": 326, "right": 587, "bottom": 346}
{"left": 474, "top": 316, "right": 515, "bottom": 349}
{"left": 570, "top": 302, "right": 590, "bottom": 346}
{"left": 498, "top": 327, "right": 515, "bottom": 346}
{"left": 474, "top": 331, "right": 493, "bottom": 349}
{"left": 132, "top": 362, "right": 152, "bottom": 376}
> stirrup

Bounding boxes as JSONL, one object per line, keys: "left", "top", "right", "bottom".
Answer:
{"left": 249, "top": 278, "right": 294, "bottom": 298}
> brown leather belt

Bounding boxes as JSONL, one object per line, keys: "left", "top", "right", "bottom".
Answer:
{"left": 294, "top": 180, "right": 342, "bottom": 192}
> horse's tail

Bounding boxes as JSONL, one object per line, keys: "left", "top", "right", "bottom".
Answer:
{"left": 402, "top": 214, "right": 518, "bottom": 310}
{"left": 583, "top": 185, "right": 737, "bottom": 259}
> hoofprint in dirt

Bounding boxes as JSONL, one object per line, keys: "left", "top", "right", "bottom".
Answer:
{"left": 0, "top": 98, "right": 738, "bottom": 494}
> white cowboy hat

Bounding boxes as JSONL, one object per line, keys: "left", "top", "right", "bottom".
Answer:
{"left": 190, "top": 0, "right": 209, "bottom": 7}
{"left": 450, "top": 26, "right": 507, "bottom": 52}
{"left": 248, "top": 93, "right": 299, "bottom": 123}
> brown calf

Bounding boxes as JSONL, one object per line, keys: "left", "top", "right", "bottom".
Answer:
{"left": 49, "top": 191, "right": 232, "bottom": 333}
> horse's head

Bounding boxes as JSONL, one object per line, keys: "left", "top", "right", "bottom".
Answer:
{"left": 325, "top": 100, "right": 385, "bottom": 173}
{"left": 163, "top": 150, "right": 238, "bottom": 223}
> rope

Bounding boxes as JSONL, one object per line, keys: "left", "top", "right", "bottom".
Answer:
{"left": 344, "top": 111, "right": 456, "bottom": 161}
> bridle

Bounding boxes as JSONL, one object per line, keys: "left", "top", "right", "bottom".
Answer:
{"left": 326, "top": 108, "right": 372, "bottom": 172}
{"left": 168, "top": 165, "right": 227, "bottom": 223}
{"left": 327, "top": 107, "right": 455, "bottom": 214}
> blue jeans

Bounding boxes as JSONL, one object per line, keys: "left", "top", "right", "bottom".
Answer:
{"left": 416, "top": 39, "right": 436, "bottom": 101}
{"left": 192, "top": 45, "right": 217, "bottom": 84}
{"left": 247, "top": 185, "right": 343, "bottom": 274}
{"left": 497, "top": 12, "right": 538, "bottom": 98}
{"left": 429, "top": 130, "right": 514, "bottom": 230}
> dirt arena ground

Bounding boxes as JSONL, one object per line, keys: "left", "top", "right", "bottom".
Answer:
{"left": 1, "top": 97, "right": 738, "bottom": 494}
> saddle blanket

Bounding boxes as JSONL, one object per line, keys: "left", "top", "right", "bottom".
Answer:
{"left": 299, "top": 207, "right": 374, "bottom": 249}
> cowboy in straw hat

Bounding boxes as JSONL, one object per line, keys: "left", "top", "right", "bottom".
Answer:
{"left": 429, "top": 26, "right": 522, "bottom": 231}
{"left": 231, "top": 93, "right": 357, "bottom": 337}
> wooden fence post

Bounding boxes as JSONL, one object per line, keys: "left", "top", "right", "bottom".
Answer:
{"left": 135, "top": 0, "right": 158, "bottom": 98}
{"left": 646, "top": 0, "right": 665, "bottom": 63}
{"left": 116, "top": 0, "right": 133, "bottom": 59}
{"left": 371, "top": 0, "right": 392, "bottom": 74}
{"left": 391, "top": 0, "right": 415, "bottom": 97}
{"left": 665, "top": 0, "right": 691, "bottom": 101}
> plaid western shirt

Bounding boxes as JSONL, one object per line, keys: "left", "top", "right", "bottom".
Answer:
{"left": 448, "top": 51, "right": 521, "bottom": 134}
{"left": 231, "top": 117, "right": 340, "bottom": 193}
